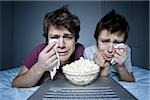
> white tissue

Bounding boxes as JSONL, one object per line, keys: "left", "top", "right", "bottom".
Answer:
{"left": 49, "top": 39, "right": 60, "bottom": 80}
{"left": 110, "top": 43, "right": 126, "bottom": 65}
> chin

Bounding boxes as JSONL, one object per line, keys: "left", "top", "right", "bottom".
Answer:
{"left": 59, "top": 56, "right": 70, "bottom": 62}
{"left": 106, "top": 58, "right": 112, "bottom": 62}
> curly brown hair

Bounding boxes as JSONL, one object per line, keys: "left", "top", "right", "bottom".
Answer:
{"left": 43, "top": 5, "right": 80, "bottom": 43}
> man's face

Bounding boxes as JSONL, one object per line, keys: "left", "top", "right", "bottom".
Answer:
{"left": 97, "top": 30, "right": 125, "bottom": 61}
{"left": 48, "top": 26, "right": 76, "bottom": 65}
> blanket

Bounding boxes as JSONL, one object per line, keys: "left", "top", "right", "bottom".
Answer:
{"left": 0, "top": 66, "right": 149, "bottom": 100}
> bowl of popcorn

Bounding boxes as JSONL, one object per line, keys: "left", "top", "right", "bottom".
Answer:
{"left": 62, "top": 57, "right": 100, "bottom": 86}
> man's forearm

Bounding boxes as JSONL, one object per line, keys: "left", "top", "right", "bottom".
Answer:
{"left": 12, "top": 63, "right": 45, "bottom": 88}
{"left": 116, "top": 65, "right": 135, "bottom": 82}
{"left": 100, "top": 67, "right": 109, "bottom": 76}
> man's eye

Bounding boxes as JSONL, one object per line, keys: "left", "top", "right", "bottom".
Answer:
{"left": 114, "top": 41, "right": 124, "bottom": 44}
{"left": 102, "top": 40, "right": 109, "bottom": 43}
{"left": 50, "top": 36, "right": 59, "bottom": 39}
{"left": 63, "top": 36, "right": 73, "bottom": 39}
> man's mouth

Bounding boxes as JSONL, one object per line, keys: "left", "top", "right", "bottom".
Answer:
{"left": 58, "top": 51, "right": 68, "bottom": 56}
{"left": 104, "top": 54, "right": 114, "bottom": 61}
{"left": 106, "top": 55, "right": 113, "bottom": 58}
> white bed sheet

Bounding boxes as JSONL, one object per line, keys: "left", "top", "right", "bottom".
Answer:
{"left": 0, "top": 66, "right": 40, "bottom": 100}
{"left": 0, "top": 66, "right": 150, "bottom": 100}
{"left": 117, "top": 66, "right": 150, "bottom": 100}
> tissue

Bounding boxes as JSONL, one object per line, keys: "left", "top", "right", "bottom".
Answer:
{"left": 48, "top": 39, "right": 60, "bottom": 79}
{"left": 110, "top": 43, "right": 126, "bottom": 65}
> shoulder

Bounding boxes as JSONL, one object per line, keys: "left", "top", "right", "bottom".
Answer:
{"left": 125, "top": 43, "right": 131, "bottom": 53}
{"left": 84, "top": 45, "right": 97, "bottom": 53}
{"left": 28, "top": 43, "right": 47, "bottom": 57}
{"left": 32, "top": 43, "right": 47, "bottom": 53}
{"left": 84, "top": 45, "right": 97, "bottom": 60}
{"left": 76, "top": 43, "right": 85, "bottom": 51}
{"left": 71, "top": 43, "right": 85, "bottom": 61}
{"left": 34, "top": 43, "right": 47, "bottom": 50}
{"left": 22, "top": 43, "right": 47, "bottom": 69}
{"left": 76, "top": 42, "right": 84, "bottom": 48}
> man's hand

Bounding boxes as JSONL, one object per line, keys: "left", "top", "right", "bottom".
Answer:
{"left": 114, "top": 47, "right": 128, "bottom": 66}
{"left": 36, "top": 42, "right": 58, "bottom": 72}
{"left": 94, "top": 50, "right": 110, "bottom": 76}
{"left": 94, "top": 51, "right": 110, "bottom": 68}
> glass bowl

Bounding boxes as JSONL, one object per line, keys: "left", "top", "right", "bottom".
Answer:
{"left": 63, "top": 71, "right": 99, "bottom": 86}
{"left": 62, "top": 57, "right": 100, "bottom": 86}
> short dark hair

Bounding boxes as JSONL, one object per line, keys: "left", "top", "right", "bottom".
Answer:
{"left": 43, "top": 5, "right": 80, "bottom": 43}
{"left": 94, "top": 10, "right": 129, "bottom": 42}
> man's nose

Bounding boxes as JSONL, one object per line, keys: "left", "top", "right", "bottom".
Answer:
{"left": 108, "top": 43, "right": 114, "bottom": 53}
{"left": 58, "top": 37, "right": 65, "bottom": 48}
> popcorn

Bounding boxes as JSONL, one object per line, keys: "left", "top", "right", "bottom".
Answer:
{"left": 62, "top": 57, "right": 99, "bottom": 75}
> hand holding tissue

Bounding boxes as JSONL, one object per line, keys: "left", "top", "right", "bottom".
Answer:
{"left": 110, "top": 43, "right": 127, "bottom": 65}
{"left": 48, "top": 39, "right": 60, "bottom": 80}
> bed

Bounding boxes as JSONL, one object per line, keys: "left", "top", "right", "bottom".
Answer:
{"left": 0, "top": 65, "right": 149, "bottom": 100}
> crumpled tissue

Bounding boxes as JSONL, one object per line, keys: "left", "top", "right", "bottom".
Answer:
{"left": 48, "top": 39, "right": 60, "bottom": 79}
{"left": 110, "top": 43, "right": 126, "bottom": 65}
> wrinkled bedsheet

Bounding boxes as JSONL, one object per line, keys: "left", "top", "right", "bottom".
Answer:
{"left": 0, "top": 66, "right": 149, "bottom": 100}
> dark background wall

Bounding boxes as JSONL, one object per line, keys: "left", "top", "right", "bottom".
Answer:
{"left": 0, "top": 1, "right": 149, "bottom": 70}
